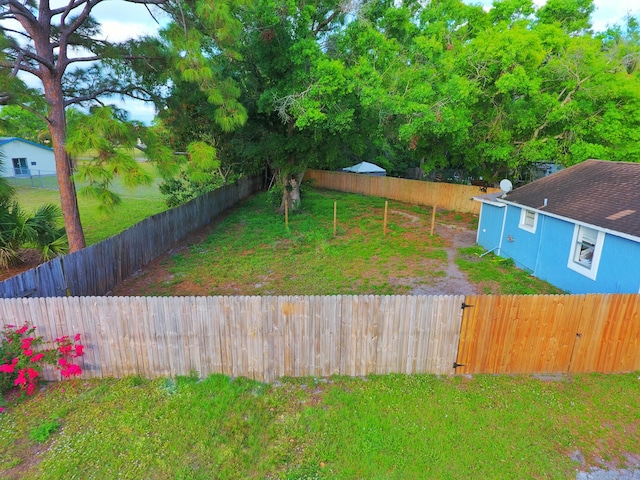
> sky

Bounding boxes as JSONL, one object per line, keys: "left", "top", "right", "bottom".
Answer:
{"left": 5, "top": 0, "right": 640, "bottom": 124}
{"left": 468, "top": 0, "right": 640, "bottom": 32}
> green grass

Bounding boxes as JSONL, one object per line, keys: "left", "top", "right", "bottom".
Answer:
{"left": 0, "top": 373, "right": 638, "bottom": 478}
{"left": 13, "top": 162, "right": 167, "bottom": 245}
{"left": 456, "top": 245, "right": 564, "bottom": 295}
{"left": 116, "top": 187, "right": 558, "bottom": 297}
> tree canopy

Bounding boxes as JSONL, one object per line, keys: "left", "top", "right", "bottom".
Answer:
{"left": 152, "top": 0, "right": 640, "bottom": 200}
{"left": 2, "top": 0, "right": 639, "bottom": 236}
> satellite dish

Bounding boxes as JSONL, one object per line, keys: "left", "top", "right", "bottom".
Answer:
{"left": 499, "top": 179, "right": 513, "bottom": 193}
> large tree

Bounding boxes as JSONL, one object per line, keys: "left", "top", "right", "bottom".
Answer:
{"left": 0, "top": 0, "right": 166, "bottom": 252}
{"left": 157, "top": 0, "right": 358, "bottom": 213}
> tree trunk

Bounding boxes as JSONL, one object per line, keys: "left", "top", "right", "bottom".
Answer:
{"left": 277, "top": 170, "right": 305, "bottom": 214}
{"left": 44, "top": 78, "right": 86, "bottom": 252}
{"left": 276, "top": 119, "right": 304, "bottom": 214}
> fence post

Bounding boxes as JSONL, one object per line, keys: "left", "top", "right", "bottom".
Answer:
{"left": 383, "top": 201, "right": 388, "bottom": 236}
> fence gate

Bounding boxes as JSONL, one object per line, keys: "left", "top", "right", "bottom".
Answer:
{"left": 454, "top": 294, "right": 640, "bottom": 375}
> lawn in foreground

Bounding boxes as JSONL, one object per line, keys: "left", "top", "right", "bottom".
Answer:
{"left": 0, "top": 373, "right": 638, "bottom": 479}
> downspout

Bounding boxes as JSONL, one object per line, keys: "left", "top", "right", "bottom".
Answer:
{"left": 497, "top": 205, "right": 508, "bottom": 256}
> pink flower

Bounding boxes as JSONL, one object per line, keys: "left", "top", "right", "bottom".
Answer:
{"left": 30, "top": 353, "right": 45, "bottom": 362}
{"left": 60, "top": 364, "right": 82, "bottom": 378}
{"left": 26, "top": 383, "right": 36, "bottom": 395}
{"left": 21, "top": 337, "right": 34, "bottom": 349}
{"left": 22, "top": 349, "right": 33, "bottom": 357}
{"left": 58, "top": 344, "right": 72, "bottom": 355}
{"left": 73, "top": 345, "right": 84, "bottom": 357}
{"left": 58, "top": 358, "right": 68, "bottom": 367}
{"left": 26, "top": 368, "right": 39, "bottom": 380}
{"left": 0, "top": 364, "right": 15, "bottom": 373}
{"left": 14, "top": 370, "right": 27, "bottom": 386}
{"left": 0, "top": 407, "right": 5, "bottom": 413}
{"left": 74, "top": 334, "right": 81, "bottom": 342}
{"left": 16, "top": 325, "right": 29, "bottom": 334}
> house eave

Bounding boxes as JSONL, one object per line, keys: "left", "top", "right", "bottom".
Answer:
{"left": 472, "top": 191, "right": 507, "bottom": 207}
{"left": 0, "top": 137, "right": 54, "bottom": 152}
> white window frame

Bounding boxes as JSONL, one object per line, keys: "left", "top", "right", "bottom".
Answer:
{"left": 518, "top": 208, "right": 538, "bottom": 233}
{"left": 567, "top": 224, "right": 605, "bottom": 280}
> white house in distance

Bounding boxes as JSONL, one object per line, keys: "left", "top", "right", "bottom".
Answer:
{"left": 0, "top": 137, "right": 56, "bottom": 177}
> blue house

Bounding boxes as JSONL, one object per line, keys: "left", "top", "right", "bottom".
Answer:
{"left": 474, "top": 160, "right": 640, "bottom": 294}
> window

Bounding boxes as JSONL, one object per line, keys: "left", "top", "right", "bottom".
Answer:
{"left": 519, "top": 208, "right": 537, "bottom": 233}
{"left": 568, "top": 225, "right": 605, "bottom": 280}
{"left": 12, "top": 158, "right": 29, "bottom": 176}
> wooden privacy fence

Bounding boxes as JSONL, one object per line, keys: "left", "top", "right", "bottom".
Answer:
{"left": 305, "top": 169, "right": 500, "bottom": 214}
{"left": 0, "top": 295, "right": 465, "bottom": 382}
{"left": 455, "top": 294, "right": 640, "bottom": 374}
{"left": 1, "top": 293, "right": 639, "bottom": 382}
{"left": 0, "top": 176, "right": 261, "bottom": 299}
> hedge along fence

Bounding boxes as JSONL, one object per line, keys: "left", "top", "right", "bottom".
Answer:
{"left": 305, "top": 169, "right": 500, "bottom": 214}
{"left": 0, "top": 176, "right": 261, "bottom": 299}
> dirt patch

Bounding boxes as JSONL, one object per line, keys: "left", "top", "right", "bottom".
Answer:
{"left": 408, "top": 222, "right": 481, "bottom": 296}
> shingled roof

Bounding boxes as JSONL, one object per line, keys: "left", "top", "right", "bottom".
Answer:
{"left": 502, "top": 159, "right": 640, "bottom": 238}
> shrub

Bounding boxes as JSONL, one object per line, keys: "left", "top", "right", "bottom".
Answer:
{"left": 0, "top": 323, "right": 84, "bottom": 412}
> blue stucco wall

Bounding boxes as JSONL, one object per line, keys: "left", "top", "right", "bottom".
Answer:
{"left": 477, "top": 203, "right": 505, "bottom": 253}
{"left": 477, "top": 203, "right": 640, "bottom": 294}
{"left": 498, "top": 205, "right": 542, "bottom": 273}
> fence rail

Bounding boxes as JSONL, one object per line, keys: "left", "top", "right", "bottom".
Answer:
{"left": 0, "top": 176, "right": 261, "bottom": 298}
{"left": 305, "top": 169, "right": 500, "bottom": 214}
{"left": 1, "top": 293, "right": 639, "bottom": 382}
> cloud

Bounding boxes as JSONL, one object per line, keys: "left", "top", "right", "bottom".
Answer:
{"left": 91, "top": 1, "right": 167, "bottom": 41}
{"left": 591, "top": 1, "right": 640, "bottom": 31}
{"left": 98, "top": 20, "right": 160, "bottom": 42}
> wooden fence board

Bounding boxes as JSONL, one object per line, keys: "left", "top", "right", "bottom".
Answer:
{"left": 570, "top": 294, "right": 640, "bottom": 372}
{"left": 0, "top": 294, "right": 463, "bottom": 381}
{"left": 208, "top": 297, "right": 226, "bottom": 376}
{"left": 3, "top": 294, "right": 636, "bottom": 381}
{"left": 305, "top": 169, "right": 498, "bottom": 215}
{"left": 455, "top": 294, "right": 640, "bottom": 375}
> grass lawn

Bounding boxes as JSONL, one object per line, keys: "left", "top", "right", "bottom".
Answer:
{"left": 13, "top": 162, "right": 167, "bottom": 245}
{"left": 1, "top": 373, "right": 639, "bottom": 478}
{"left": 112, "top": 186, "right": 561, "bottom": 296}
